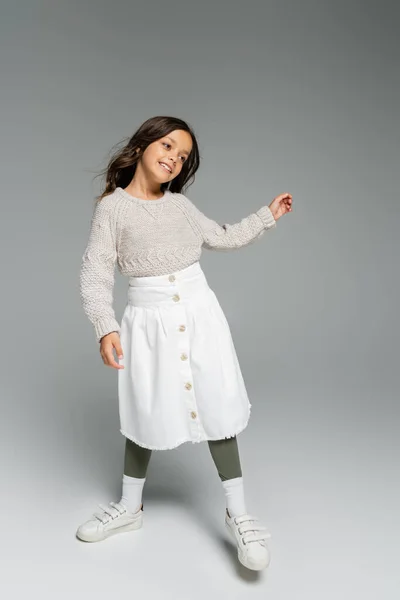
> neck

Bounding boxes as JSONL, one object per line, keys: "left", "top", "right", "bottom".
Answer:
{"left": 125, "top": 168, "right": 165, "bottom": 200}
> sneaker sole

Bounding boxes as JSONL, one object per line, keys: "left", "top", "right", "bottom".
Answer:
{"left": 76, "top": 513, "right": 143, "bottom": 543}
{"left": 225, "top": 520, "right": 270, "bottom": 571}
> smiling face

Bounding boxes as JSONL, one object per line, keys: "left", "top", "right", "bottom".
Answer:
{"left": 140, "top": 129, "right": 193, "bottom": 184}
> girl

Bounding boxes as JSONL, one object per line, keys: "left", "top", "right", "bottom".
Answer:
{"left": 77, "top": 115, "right": 292, "bottom": 571}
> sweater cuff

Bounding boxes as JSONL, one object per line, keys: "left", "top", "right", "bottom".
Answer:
{"left": 94, "top": 317, "right": 121, "bottom": 343}
{"left": 256, "top": 205, "right": 276, "bottom": 229}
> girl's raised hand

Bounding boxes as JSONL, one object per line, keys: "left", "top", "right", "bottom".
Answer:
{"left": 268, "top": 193, "right": 293, "bottom": 221}
{"left": 99, "top": 331, "right": 125, "bottom": 369}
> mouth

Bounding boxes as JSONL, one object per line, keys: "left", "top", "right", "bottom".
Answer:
{"left": 159, "top": 162, "right": 173, "bottom": 174}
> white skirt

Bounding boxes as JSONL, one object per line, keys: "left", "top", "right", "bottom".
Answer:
{"left": 117, "top": 261, "right": 251, "bottom": 450}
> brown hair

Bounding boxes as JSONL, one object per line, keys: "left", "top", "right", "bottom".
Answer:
{"left": 93, "top": 116, "right": 201, "bottom": 202}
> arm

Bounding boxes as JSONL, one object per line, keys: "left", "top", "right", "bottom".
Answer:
{"left": 79, "top": 196, "right": 120, "bottom": 343}
{"left": 184, "top": 196, "right": 276, "bottom": 251}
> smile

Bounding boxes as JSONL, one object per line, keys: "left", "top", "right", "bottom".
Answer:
{"left": 159, "top": 162, "right": 172, "bottom": 173}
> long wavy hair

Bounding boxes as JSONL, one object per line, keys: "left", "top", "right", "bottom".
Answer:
{"left": 93, "top": 116, "right": 201, "bottom": 202}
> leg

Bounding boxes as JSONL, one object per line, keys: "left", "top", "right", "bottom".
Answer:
{"left": 121, "top": 437, "right": 152, "bottom": 513}
{"left": 208, "top": 436, "right": 246, "bottom": 517}
{"left": 207, "top": 436, "right": 242, "bottom": 481}
{"left": 208, "top": 437, "right": 271, "bottom": 571}
{"left": 124, "top": 437, "right": 152, "bottom": 478}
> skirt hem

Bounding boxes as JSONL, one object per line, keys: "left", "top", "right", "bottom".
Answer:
{"left": 120, "top": 403, "right": 252, "bottom": 451}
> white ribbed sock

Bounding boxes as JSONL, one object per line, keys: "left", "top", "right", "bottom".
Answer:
{"left": 120, "top": 474, "right": 146, "bottom": 513}
{"left": 221, "top": 476, "right": 247, "bottom": 517}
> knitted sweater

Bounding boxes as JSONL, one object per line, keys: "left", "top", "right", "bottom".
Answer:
{"left": 79, "top": 186, "right": 277, "bottom": 342}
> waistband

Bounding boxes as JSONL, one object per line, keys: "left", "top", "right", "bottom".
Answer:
{"left": 128, "top": 260, "right": 203, "bottom": 287}
{"left": 127, "top": 261, "right": 210, "bottom": 307}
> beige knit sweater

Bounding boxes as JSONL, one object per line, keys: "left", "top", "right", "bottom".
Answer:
{"left": 79, "top": 186, "right": 276, "bottom": 342}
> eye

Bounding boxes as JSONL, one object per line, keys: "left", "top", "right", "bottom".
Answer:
{"left": 180, "top": 156, "right": 187, "bottom": 163}
{"left": 162, "top": 142, "right": 171, "bottom": 149}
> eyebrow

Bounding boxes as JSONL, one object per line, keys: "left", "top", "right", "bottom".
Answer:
{"left": 165, "top": 135, "right": 191, "bottom": 156}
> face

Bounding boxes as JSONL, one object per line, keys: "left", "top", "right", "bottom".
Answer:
{"left": 140, "top": 129, "right": 193, "bottom": 183}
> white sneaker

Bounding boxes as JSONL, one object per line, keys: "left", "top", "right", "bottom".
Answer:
{"left": 76, "top": 501, "right": 143, "bottom": 543}
{"left": 225, "top": 509, "right": 271, "bottom": 570}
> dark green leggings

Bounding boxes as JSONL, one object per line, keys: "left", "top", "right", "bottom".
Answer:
{"left": 124, "top": 436, "right": 242, "bottom": 481}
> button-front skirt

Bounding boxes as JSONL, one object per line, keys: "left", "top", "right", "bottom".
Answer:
{"left": 117, "top": 261, "right": 251, "bottom": 450}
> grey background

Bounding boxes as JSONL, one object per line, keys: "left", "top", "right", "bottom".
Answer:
{"left": 1, "top": 0, "right": 399, "bottom": 598}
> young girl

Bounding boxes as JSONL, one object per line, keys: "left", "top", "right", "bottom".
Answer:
{"left": 77, "top": 115, "right": 292, "bottom": 571}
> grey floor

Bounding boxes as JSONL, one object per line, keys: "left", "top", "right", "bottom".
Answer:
{"left": 2, "top": 379, "right": 398, "bottom": 599}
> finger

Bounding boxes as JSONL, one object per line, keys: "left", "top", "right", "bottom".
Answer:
{"left": 100, "top": 349, "right": 111, "bottom": 366}
{"left": 101, "top": 345, "right": 122, "bottom": 369}
{"left": 105, "top": 350, "right": 122, "bottom": 369}
{"left": 113, "top": 342, "right": 125, "bottom": 369}
{"left": 114, "top": 341, "right": 124, "bottom": 360}
{"left": 276, "top": 193, "right": 290, "bottom": 203}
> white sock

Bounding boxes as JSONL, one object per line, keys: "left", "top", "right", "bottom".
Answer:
{"left": 120, "top": 474, "right": 146, "bottom": 513}
{"left": 221, "top": 476, "right": 247, "bottom": 517}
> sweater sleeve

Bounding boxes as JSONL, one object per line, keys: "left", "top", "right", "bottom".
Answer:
{"left": 79, "top": 197, "right": 121, "bottom": 342}
{"left": 183, "top": 196, "right": 276, "bottom": 251}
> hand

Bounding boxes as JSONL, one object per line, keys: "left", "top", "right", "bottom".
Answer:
{"left": 268, "top": 192, "right": 293, "bottom": 221}
{"left": 99, "top": 331, "right": 125, "bottom": 370}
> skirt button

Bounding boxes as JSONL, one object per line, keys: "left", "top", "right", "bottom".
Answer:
{"left": 190, "top": 411, "right": 197, "bottom": 419}
{"left": 169, "top": 275, "right": 176, "bottom": 282}
{"left": 179, "top": 325, "right": 186, "bottom": 332}
{"left": 185, "top": 382, "right": 192, "bottom": 390}
{"left": 180, "top": 353, "right": 188, "bottom": 361}
{"left": 172, "top": 294, "right": 180, "bottom": 302}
